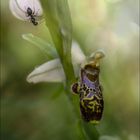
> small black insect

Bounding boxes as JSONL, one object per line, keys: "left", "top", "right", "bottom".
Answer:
{"left": 26, "top": 7, "right": 38, "bottom": 26}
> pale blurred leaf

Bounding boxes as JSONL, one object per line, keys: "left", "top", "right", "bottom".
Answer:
{"left": 22, "top": 33, "right": 58, "bottom": 59}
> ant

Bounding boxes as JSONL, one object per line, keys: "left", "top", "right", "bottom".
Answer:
{"left": 13, "top": 0, "right": 42, "bottom": 26}
{"left": 26, "top": 7, "right": 38, "bottom": 26}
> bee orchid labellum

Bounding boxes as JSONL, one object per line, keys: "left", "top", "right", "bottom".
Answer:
{"left": 72, "top": 51, "right": 105, "bottom": 124}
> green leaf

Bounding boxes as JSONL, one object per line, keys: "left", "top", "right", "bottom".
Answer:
{"left": 56, "top": 0, "right": 72, "bottom": 47}
{"left": 22, "top": 33, "right": 58, "bottom": 59}
{"left": 56, "top": 0, "right": 75, "bottom": 84}
{"left": 40, "top": 0, "right": 75, "bottom": 84}
{"left": 40, "top": 0, "right": 63, "bottom": 59}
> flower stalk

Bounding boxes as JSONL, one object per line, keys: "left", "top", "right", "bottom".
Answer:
{"left": 40, "top": 0, "right": 100, "bottom": 139}
{"left": 40, "top": 0, "right": 75, "bottom": 88}
{"left": 40, "top": 1, "right": 88, "bottom": 138}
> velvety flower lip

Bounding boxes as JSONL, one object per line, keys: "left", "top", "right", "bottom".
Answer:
{"left": 9, "top": 0, "right": 43, "bottom": 21}
{"left": 27, "top": 41, "right": 86, "bottom": 83}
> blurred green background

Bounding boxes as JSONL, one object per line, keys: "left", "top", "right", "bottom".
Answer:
{"left": 0, "top": 0, "right": 139, "bottom": 140}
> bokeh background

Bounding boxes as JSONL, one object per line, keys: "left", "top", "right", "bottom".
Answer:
{"left": 0, "top": 0, "right": 139, "bottom": 140}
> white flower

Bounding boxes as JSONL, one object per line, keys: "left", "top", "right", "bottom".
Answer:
{"left": 27, "top": 41, "right": 86, "bottom": 83}
{"left": 71, "top": 41, "right": 86, "bottom": 77}
{"left": 27, "top": 59, "right": 66, "bottom": 83}
{"left": 9, "top": 0, "right": 43, "bottom": 25}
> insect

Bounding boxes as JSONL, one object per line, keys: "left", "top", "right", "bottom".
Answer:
{"left": 26, "top": 7, "right": 38, "bottom": 26}
{"left": 11, "top": 0, "right": 43, "bottom": 26}
{"left": 71, "top": 51, "right": 105, "bottom": 124}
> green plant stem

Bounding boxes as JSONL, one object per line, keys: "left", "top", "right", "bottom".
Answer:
{"left": 40, "top": 0, "right": 100, "bottom": 139}
{"left": 66, "top": 88, "right": 88, "bottom": 140}
{"left": 40, "top": 0, "right": 75, "bottom": 88}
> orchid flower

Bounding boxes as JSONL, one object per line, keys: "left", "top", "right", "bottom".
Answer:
{"left": 26, "top": 41, "right": 86, "bottom": 83}
{"left": 9, "top": 0, "right": 43, "bottom": 25}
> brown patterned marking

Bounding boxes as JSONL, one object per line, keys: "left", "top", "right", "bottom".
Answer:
{"left": 71, "top": 82, "right": 79, "bottom": 94}
{"left": 79, "top": 91, "right": 104, "bottom": 122}
{"left": 80, "top": 102, "right": 103, "bottom": 122}
{"left": 72, "top": 59, "right": 104, "bottom": 123}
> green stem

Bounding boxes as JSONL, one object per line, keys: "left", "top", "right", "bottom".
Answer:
{"left": 40, "top": 0, "right": 100, "bottom": 139}
{"left": 65, "top": 88, "right": 88, "bottom": 140}
{"left": 41, "top": 0, "right": 75, "bottom": 87}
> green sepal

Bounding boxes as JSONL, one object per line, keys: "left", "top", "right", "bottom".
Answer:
{"left": 22, "top": 33, "right": 58, "bottom": 59}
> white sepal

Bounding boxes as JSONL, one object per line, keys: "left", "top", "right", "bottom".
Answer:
{"left": 71, "top": 41, "right": 86, "bottom": 77}
{"left": 27, "top": 59, "right": 66, "bottom": 83}
{"left": 26, "top": 41, "right": 86, "bottom": 83}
